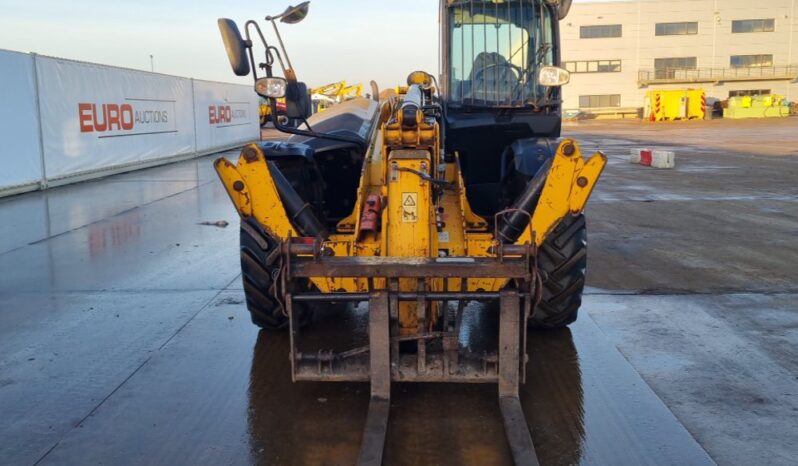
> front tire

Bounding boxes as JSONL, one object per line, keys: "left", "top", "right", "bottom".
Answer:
{"left": 240, "top": 218, "right": 310, "bottom": 330}
{"left": 529, "top": 214, "right": 587, "bottom": 329}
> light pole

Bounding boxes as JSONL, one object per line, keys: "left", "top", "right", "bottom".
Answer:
{"left": 149, "top": 54, "right": 154, "bottom": 72}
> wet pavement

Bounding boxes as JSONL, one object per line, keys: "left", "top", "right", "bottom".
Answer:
{"left": 1, "top": 122, "right": 797, "bottom": 465}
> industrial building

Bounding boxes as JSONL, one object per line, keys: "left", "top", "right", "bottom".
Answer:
{"left": 561, "top": 0, "right": 798, "bottom": 115}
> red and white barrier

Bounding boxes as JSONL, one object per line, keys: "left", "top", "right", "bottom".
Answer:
{"left": 630, "top": 148, "right": 643, "bottom": 164}
{"left": 630, "top": 148, "right": 675, "bottom": 169}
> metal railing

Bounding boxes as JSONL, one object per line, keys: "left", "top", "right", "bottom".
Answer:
{"left": 638, "top": 66, "right": 798, "bottom": 86}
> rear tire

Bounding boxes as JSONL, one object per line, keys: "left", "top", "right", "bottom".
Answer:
{"left": 529, "top": 214, "right": 587, "bottom": 329}
{"left": 240, "top": 218, "right": 310, "bottom": 330}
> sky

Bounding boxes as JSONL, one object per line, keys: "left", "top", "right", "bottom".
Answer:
{"left": 0, "top": 0, "right": 608, "bottom": 90}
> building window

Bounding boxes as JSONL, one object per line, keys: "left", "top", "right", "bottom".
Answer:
{"left": 564, "top": 60, "right": 622, "bottom": 73}
{"left": 730, "top": 54, "right": 774, "bottom": 68}
{"left": 655, "top": 22, "right": 698, "bottom": 36}
{"left": 580, "top": 24, "right": 622, "bottom": 39}
{"left": 729, "top": 89, "right": 771, "bottom": 98}
{"left": 654, "top": 57, "right": 697, "bottom": 78}
{"left": 579, "top": 94, "right": 621, "bottom": 108}
{"left": 732, "top": 19, "right": 775, "bottom": 33}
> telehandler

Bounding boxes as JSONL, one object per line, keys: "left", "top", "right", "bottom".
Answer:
{"left": 215, "top": 1, "right": 604, "bottom": 464}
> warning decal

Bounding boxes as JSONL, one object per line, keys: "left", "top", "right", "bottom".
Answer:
{"left": 401, "top": 192, "right": 418, "bottom": 223}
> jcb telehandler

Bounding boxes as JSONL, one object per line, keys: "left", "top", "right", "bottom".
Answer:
{"left": 216, "top": 1, "right": 604, "bottom": 464}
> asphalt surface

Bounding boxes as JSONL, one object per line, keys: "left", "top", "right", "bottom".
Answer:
{"left": 1, "top": 122, "right": 796, "bottom": 465}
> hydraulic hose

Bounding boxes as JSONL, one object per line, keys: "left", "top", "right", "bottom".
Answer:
{"left": 497, "top": 158, "right": 552, "bottom": 244}
{"left": 267, "top": 161, "right": 329, "bottom": 239}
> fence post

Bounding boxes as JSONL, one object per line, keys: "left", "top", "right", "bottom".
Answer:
{"left": 190, "top": 78, "right": 199, "bottom": 158}
{"left": 30, "top": 52, "right": 48, "bottom": 190}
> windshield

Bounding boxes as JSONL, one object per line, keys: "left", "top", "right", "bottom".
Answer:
{"left": 446, "top": 0, "right": 555, "bottom": 108}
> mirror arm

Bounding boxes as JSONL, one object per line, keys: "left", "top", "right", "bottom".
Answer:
{"left": 267, "top": 46, "right": 288, "bottom": 76}
{"left": 244, "top": 20, "right": 281, "bottom": 82}
{"left": 269, "top": 19, "right": 297, "bottom": 81}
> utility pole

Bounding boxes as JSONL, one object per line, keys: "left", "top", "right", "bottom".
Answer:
{"left": 150, "top": 54, "right": 154, "bottom": 72}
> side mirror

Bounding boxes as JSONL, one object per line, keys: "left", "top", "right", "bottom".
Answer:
{"left": 218, "top": 18, "right": 251, "bottom": 76}
{"left": 543, "top": 0, "right": 573, "bottom": 20}
{"left": 538, "top": 66, "right": 571, "bottom": 87}
{"left": 559, "top": 0, "right": 573, "bottom": 20}
{"left": 285, "top": 81, "right": 312, "bottom": 120}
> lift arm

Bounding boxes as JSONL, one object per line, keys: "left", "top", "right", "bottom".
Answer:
{"left": 516, "top": 139, "right": 607, "bottom": 247}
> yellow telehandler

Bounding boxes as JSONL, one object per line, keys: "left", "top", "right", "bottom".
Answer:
{"left": 216, "top": 1, "right": 601, "bottom": 464}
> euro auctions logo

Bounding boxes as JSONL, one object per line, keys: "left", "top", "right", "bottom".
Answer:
{"left": 208, "top": 104, "right": 249, "bottom": 128}
{"left": 78, "top": 99, "right": 177, "bottom": 138}
{"left": 79, "top": 103, "right": 135, "bottom": 132}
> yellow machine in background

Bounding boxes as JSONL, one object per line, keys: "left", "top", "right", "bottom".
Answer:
{"left": 340, "top": 82, "right": 363, "bottom": 100}
{"left": 259, "top": 98, "right": 287, "bottom": 126}
{"left": 261, "top": 81, "right": 363, "bottom": 123}
{"left": 310, "top": 80, "right": 346, "bottom": 97}
{"left": 312, "top": 80, "right": 364, "bottom": 112}
{"left": 724, "top": 94, "right": 790, "bottom": 119}
{"left": 646, "top": 88, "right": 706, "bottom": 121}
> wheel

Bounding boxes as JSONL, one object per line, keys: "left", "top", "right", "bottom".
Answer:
{"left": 239, "top": 218, "right": 311, "bottom": 330}
{"left": 529, "top": 214, "right": 587, "bottom": 329}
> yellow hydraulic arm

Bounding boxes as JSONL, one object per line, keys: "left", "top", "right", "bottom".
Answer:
{"left": 518, "top": 139, "right": 607, "bottom": 247}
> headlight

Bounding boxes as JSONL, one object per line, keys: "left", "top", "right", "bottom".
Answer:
{"left": 255, "top": 77, "right": 287, "bottom": 98}
{"left": 538, "top": 66, "right": 571, "bottom": 87}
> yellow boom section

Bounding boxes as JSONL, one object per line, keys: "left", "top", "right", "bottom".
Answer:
{"left": 518, "top": 139, "right": 607, "bottom": 246}
{"left": 215, "top": 143, "right": 298, "bottom": 239}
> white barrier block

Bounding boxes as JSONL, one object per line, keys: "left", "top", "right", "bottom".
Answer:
{"left": 651, "top": 150, "right": 676, "bottom": 169}
{"left": 630, "top": 148, "right": 644, "bottom": 164}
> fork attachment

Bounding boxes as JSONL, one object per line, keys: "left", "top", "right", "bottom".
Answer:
{"left": 284, "top": 247, "right": 540, "bottom": 465}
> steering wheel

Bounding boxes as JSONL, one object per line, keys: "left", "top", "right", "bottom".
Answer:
{"left": 472, "top": 62, "right": 522, "bottom": 83}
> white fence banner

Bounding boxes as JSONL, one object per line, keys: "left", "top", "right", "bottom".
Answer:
{"left": 0, "top": 49, "right": 43, "bottom": 190}
{"left": 193, "top": 79, "right": 260, "bottom": 153}
{"left": 36, "top": 56, "right": 196, "bottom": 180}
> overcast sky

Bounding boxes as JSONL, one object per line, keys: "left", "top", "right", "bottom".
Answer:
{"left": 0, "top": 0, "right": 614, "bottom": 90}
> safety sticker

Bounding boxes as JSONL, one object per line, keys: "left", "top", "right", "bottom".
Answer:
{"left": 402, "top": 192, "right": 418, "bottom": 223}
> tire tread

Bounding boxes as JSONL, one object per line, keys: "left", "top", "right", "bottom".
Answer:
{"left": 529, "top": 214, "right": 587, "bottom": 329}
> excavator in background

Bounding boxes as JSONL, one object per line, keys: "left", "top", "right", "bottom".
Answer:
{"left": 262, "top": 80, "right": 364, "bottom": 124}
{"left": 340, "top": 82, "right": 363, "bottom": 100}
{"left": 216, "top": 1, "right": 596, "bottom": 464}
{"left": 310, "top": 80, "right": 346, "bottom": 97}
{"left": 309, "top": 80, "right": 347, "bottom": 113}
{"left": 312, "top": 80, "right": 364, "bottom": 113}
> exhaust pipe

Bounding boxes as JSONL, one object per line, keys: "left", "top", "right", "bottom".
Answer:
{"left": 497, "top": 158, "right": 552, "bottom": 244}
{"left": 267, "top": 161, "right": 329, "bottom": 239}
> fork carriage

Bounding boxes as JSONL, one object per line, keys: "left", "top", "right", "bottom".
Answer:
{"left": 282, "top": 240, "right": 541, "bottom": 464}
